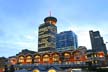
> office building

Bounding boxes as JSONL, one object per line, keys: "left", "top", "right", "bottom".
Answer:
{"left": 89, "top": 30, "right": 107, "bottom": 55}
{"left": 56, "top": 31, "right": 78, "bottom": 51}
{"left": 38, "top": 16, "right": 57, "bottom": 53}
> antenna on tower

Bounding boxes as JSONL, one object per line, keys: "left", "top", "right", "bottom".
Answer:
{"left": 49, "top": 11, "right": 51, "bottom": 16}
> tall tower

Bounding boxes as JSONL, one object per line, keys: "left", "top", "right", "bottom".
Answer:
{"left": 56, "top": 31, "right": 78, "bottom": 51}
{"left": 89, "top": 30, "right": 107, "bottom": 55}
{"left": 38, "top": 16, "right": 57, "bottom": 53}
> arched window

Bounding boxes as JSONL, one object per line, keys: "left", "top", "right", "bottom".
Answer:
{"left": 34, "top": 55, "right": 41, "bottom": 62}
{"left": 48, "top": 69, "right": 56, "bottom": 72}
{"left": 43, "top": 54, "right": 50, "bottom": 63}
{"left": 18, "top": 56, "right": 25, "bottom": 63}
{"left": 52, "top": 53, "right": 59, "bottom": 62}
{"left": 64, "top": 52, "right": 71, "bottom": 58}
{"left": 26, "top": 55, "right": 32, "bottom": 63}
{"left": 33, "top": 69, "right": 40, "bottom": 72}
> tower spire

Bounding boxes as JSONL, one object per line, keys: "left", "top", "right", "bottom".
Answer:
{"left": 49, "top": 11, "right": 51, "bottom": 16}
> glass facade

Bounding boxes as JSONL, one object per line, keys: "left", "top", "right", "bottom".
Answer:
{"left": 38, "top": 16, "right": 57, "bottom": 53}
{"left": 56, "top": 31, "right": 78, "bottom": 51}
{"left": 89, "top": 30, "right": 107, "bottom": 55}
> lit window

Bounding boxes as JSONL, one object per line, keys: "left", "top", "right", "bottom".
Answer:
{"left": 43, "top": 54, "right": 49, "bottom": 62}
{"left": 94, "top": 54, "right": 96, "bottom": 57}
{"left": 26, "top": 56, "right": 32, "bottom": 62}
{"left": 19, "top": 56, "right": 24, "bottom": 62}
{"left": 95, "top": 61, "right": 97, "bottom": 63}
{"left": 53, "top": 54, "right": 59, "bottom": 61}
{"left": 35, "top": 55, "right": 40, "bottom": 58}
{"left": 33, "top": 69, "right": 40, "bottom": 72}
{"left": 48, "top": 69, "right": 56, "bottom": 72}
{"left": 34, "top": 55, "right": 41, "bottom": 62}
{"left": 64, "top": 53, "right": 70, "bottom": 58}
{"left": 64, "top": 53, "right": 69, "bottom": 56}
{"left": 99, "top": 55, "right": 104, "bottom": 58}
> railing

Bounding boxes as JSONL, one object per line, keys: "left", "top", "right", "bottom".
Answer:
{"left": 14, "top": 62, "right": 108, "bottom": 69}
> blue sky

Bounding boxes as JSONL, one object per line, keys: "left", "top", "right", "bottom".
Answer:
{"left": 0, "top": 0, "right": 108, "bottom": 57}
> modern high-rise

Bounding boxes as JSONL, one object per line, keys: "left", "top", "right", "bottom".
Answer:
{"left": 89, "top": 30, "right": 107, "bottom": 55}
{"left": 56, "top": 31, "right": 78, "bottom": 51}
{"left": 38, "top": 16, "right": 57, "bottom": 53}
